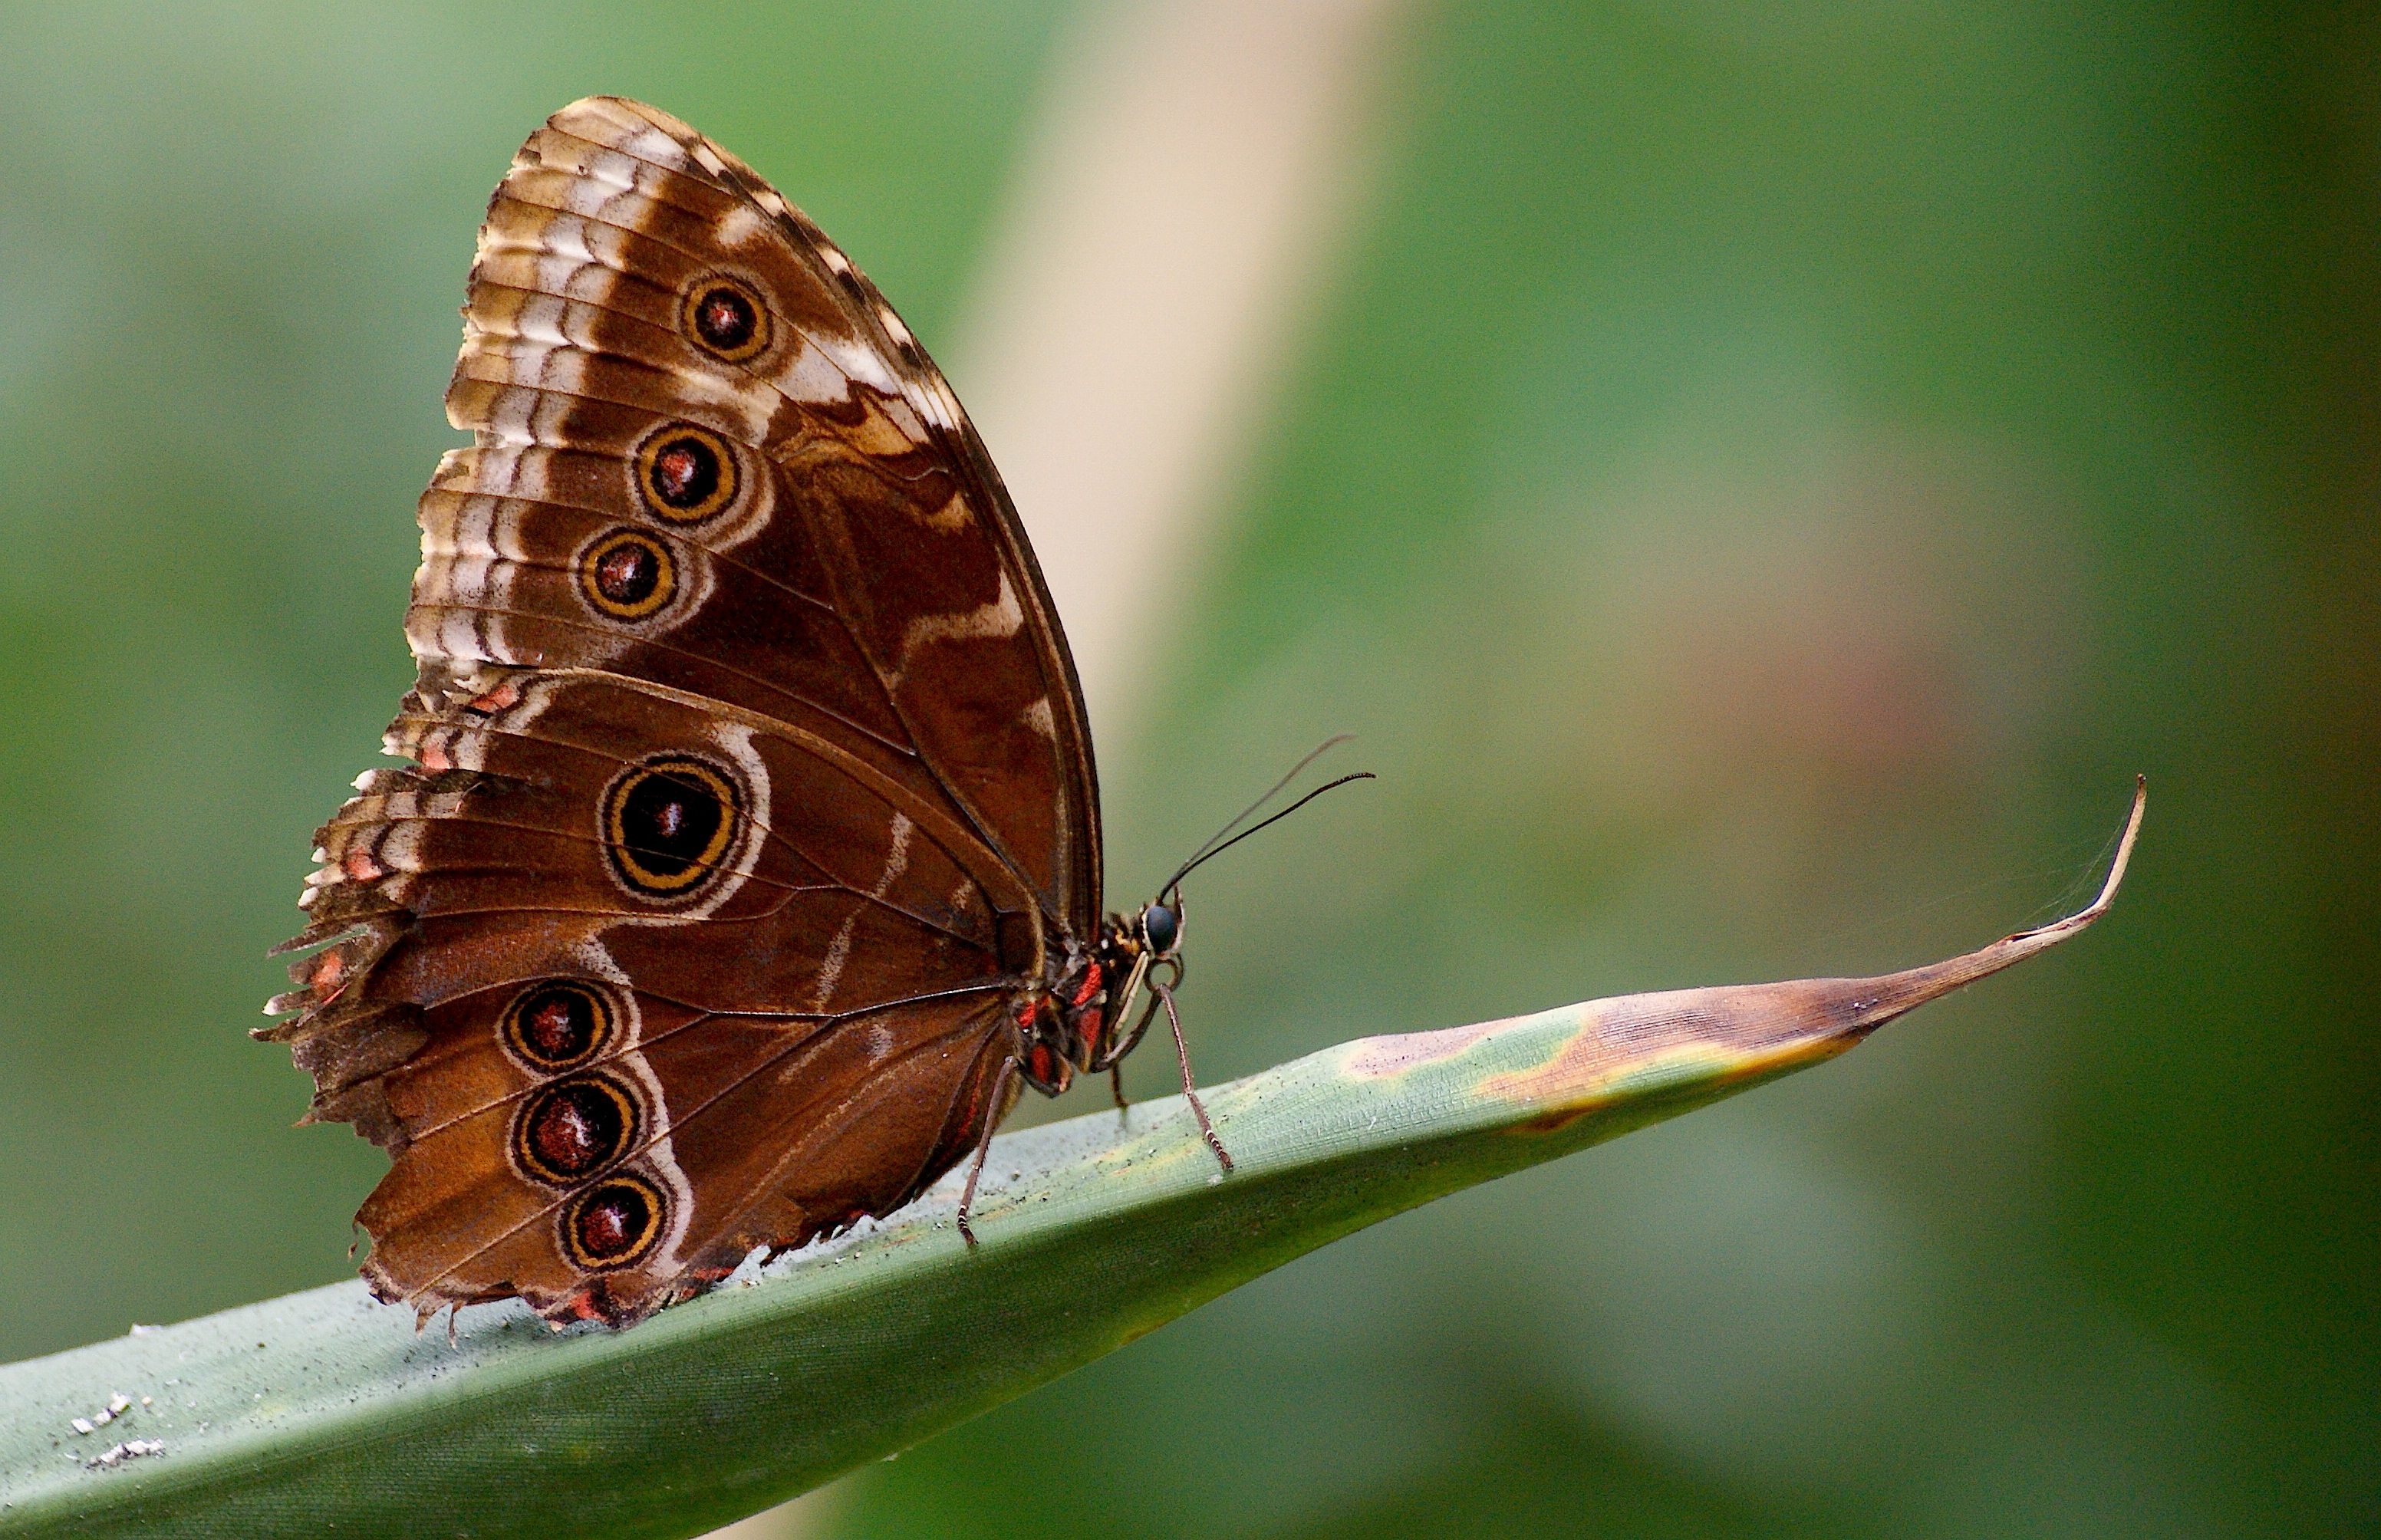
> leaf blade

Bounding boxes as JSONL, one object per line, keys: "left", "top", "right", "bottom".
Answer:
{"left": 0, "top": 784, "right": 2142, "bottom": 1538}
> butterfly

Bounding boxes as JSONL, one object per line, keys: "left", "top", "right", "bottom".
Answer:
{"left": 259, "top": 97, "right": 1242, "bottom": 1330}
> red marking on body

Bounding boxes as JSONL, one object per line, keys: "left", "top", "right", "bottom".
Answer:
{"left": 1068, "top": 960, "right": 1103, "bottom": 1008}
{"left": 1027, "top": 1042, "right": 1059, "bottom": 1085}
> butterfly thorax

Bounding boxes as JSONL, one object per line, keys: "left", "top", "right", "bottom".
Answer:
{"left": 1016, "top": 915, "right": 1154, "bottom": 1095}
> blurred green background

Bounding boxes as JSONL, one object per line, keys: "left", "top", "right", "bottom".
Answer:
{"left": 1, "top": 2, "right": 2373, "bottom": 1535}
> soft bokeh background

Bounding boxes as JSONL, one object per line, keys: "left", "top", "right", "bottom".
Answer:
{"left": 2, "top": 2, "right": 2373, "bottom": 1535}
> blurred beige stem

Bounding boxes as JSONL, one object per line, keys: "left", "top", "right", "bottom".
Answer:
{"left": 949, "top": 0, "right": 1406, "bottom": 746}
{"left": 708, "top": 4, "right": 1405, "bottom": 1537}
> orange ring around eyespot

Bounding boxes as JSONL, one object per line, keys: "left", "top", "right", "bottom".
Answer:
{"left": 512, "top": 1075, "right": 641, "bottom": 1186}
{"left": 500, "top": 981, "right": 614, "bottom": 1071}
{"left": 680, "top": 275, "right": 772, "bottom": 364}
{"left": 578, "top": 528, "right": 677, "bottom": 620}
{"left": 561, "top": 1174, "right": 666, "bottom": 1269}
{"left": 601, "top": 756, "right": 741, "bottom": 900}
{"left": 633, "top": 424, "right": 739, "bottom": 524}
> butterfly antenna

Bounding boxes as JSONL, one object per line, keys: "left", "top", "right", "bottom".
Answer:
{"left": 1165, "top": 734, "right": 1354, "bottom": 887}
{"left": 1160, "top": 736, "right": 1374, "bottom": 899}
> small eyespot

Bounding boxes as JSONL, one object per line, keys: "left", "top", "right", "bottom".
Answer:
{"left": 601, "top": 755, "right": 741, "bottom": 901}
{"left": 634, "top": 425, "right": 738, "bottom": 524}
{"left": 513, "top": 1077, "right": 639, "bottom": 1185}
{"left": 681, "top": 276, "right": 769, "bottom": 363}
{"left": 502, "top": 982, "right": 613, "bottom": 1070}
{"left": 562, "top": 1176, "right": 665, "bottom": 1269}
{"left": 578, "top": 529, "right": 676, "bottom": 619}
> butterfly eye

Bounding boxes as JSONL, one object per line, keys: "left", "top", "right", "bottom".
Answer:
{"left": 681, "top": 276, "right": 770, "bottom": 363}
{"left": 1142, "top": 903, "right": 1179, "bottom": 956}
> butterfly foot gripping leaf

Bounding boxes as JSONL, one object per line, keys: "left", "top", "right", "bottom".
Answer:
{"left": 260, "top": 98, "right": 1187, "bottom": 1328}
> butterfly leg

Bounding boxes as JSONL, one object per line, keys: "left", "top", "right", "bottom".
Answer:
{"left": 1154, "top": 980, "right": 1233, "bottom": 1174}
{"left": 1110, "top": 1063, "right": 1130, "bottom": 1114}
{"left": 957, "top": 1055, "right": 1020, "bottom": 1249}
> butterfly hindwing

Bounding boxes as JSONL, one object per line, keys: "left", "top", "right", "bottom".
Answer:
{"left": 354, "top": 986, "right": 1016, "bottom": 1325}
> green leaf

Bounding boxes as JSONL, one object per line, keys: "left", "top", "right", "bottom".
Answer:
{"left": 0, "top": 787, "right": 2141, "bottom": 1539}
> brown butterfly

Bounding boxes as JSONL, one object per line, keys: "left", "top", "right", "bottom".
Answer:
{"left": 259, "top": 97, "right": 1244, "bottom": 1330}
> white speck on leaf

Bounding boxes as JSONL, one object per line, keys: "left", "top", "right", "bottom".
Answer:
{"left": 86, "top": 1440, "right": 163, "bottom": 1470}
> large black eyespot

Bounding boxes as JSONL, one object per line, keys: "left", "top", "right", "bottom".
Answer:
{"left": 578, "top": 529, "right": 676, "bottom": 619}
{"left": 681, "top": 276, "right": 769, "bottom": 363}
{"left": 634, "top": 425, "right": 738, "bottom": 524}
{"left": 502, "top": 982, "right": 612, "bottom": 1070}
{"left": 601, "top": 755, "right": 740, "bottom": 900}
{"left": 512, "top": 1077, "right": 638, "bottom": 1185}
{"left": 561, "top": 1176, "right": 665, "bottom": 1269}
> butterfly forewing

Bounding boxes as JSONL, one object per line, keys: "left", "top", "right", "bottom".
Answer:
{"left": 263, "top": 97, "right": 1100, "bottom": 1327}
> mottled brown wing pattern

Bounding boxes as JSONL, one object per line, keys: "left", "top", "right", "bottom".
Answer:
{"left": 260, "top": 97, "right": 1095, "bottom": 1327}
